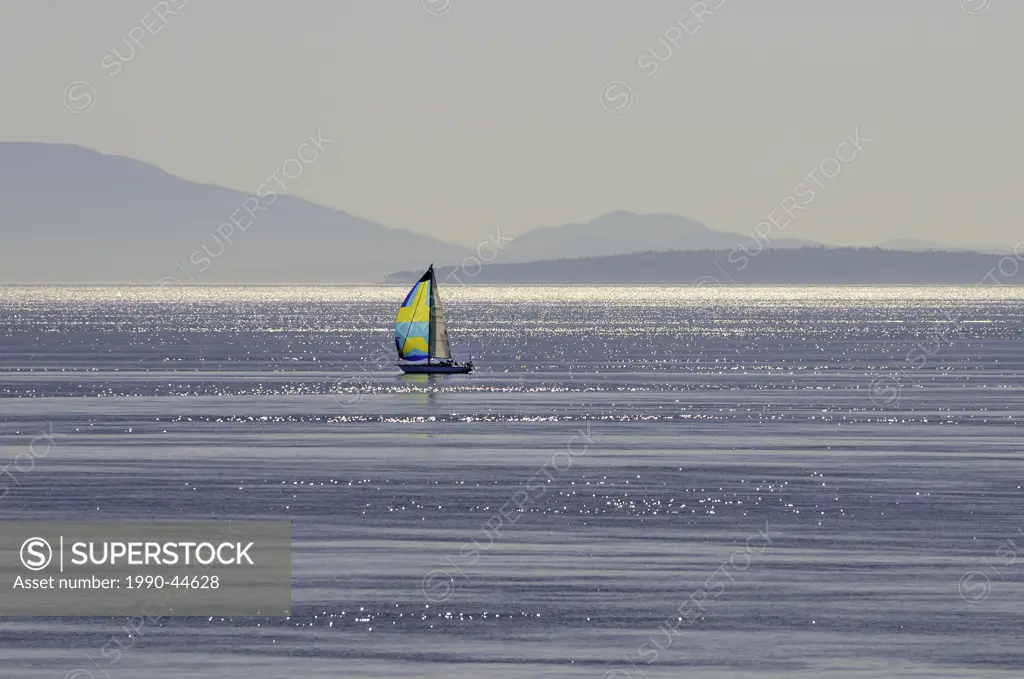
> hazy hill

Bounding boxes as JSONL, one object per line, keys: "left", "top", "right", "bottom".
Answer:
{"left": 877, "top": 238, "right": 951, "bottom": 251}
{"left": 876, "top": 238, "right": 1004, "bottom": 254}
{"left": 0, "top": 142, "right": 469, "bottom": 283}
{"left": 385, "top": 247, "right": 1024, "bottom": 285}
{"left": 501, "top": 210, "right": 817, "bottom": 262}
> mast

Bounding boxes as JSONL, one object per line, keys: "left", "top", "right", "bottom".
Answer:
{"left": 427, "top": 264, "right": 435, "bottom": 361}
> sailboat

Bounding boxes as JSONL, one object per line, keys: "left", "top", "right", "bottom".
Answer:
{"left": 394, "top": 265, "right": 474, "bottom": 374}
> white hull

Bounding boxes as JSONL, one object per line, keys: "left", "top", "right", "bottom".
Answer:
{"left": 398, "top": 362, "right": 473, "bottom": 374}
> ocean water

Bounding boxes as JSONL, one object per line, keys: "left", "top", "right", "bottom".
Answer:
{"left": 1, "top": 285, "right": 1023, "bottom": 679}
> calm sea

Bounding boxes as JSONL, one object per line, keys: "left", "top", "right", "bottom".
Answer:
{"left": 1, "top": 286, "right": 1022, "bottom": 678}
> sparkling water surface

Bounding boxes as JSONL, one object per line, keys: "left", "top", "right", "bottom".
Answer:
{"left": 1, "top": 286, "right": 1023, "bottom": 678}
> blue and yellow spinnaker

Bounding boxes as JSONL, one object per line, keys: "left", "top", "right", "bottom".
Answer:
{"left": 394, "top": 270, "right": 432, "bottom": 362}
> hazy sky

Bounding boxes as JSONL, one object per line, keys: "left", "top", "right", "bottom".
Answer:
{"left": 2, "top": 0, "right": 1020, "bottom": 247}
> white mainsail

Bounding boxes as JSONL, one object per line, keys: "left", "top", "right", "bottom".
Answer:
{"left": 429, "top": 269, "right": 451, "bottom": 360}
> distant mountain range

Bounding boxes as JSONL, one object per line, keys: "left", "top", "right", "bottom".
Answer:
{"left": 0, "top": 143, "right": 469, "bottom": 283}
{"left": 386, "top": 247, "right": 1024, "bottom": 285}
{"left": 876, "top": 238, "right": 1006, "bottom": 254}
{"left": 0, "top": 142, "right": 1009, "bottom": 283}
{"left": 498, "top": 211, "right": 818, "bottom": 263}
